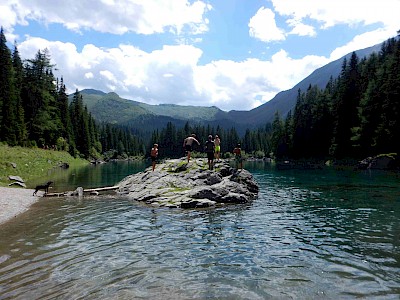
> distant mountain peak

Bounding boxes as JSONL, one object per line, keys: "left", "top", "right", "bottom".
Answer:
{"left": 80, "top": 89, "right": 106, "bottom": 95}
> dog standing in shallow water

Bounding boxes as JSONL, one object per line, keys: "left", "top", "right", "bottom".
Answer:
{"left": 33, "top": 181, "right": 53, "bottom": 196}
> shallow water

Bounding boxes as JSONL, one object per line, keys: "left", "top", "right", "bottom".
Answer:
{"left": 1, "top": 161, "right": 400, "bottom": 299}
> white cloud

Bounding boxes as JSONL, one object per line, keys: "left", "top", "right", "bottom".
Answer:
{"left": 194, "top": 50, "right": 329, "bottom": 110}
{"left": 3, "top": 0, "right": 397, "bottom": 112}
{"left": 248, "top": 7, "right": 286, "bottom": 42}
{"left": 17, "top": 37, "right": 330, "bottom": 111}
{"left": 0, "top": 0, "right": 211, "bottom": 35}
{"left": 287, "top": 19, "right": 316, "bottom": 37}
{"left": 247, "top": 0, "right": 399, "bottom": 48}
{"left": 271, "top": 0, "right": 399, "bottom": 30}
{"left": 329, "top": 27, "right": 396, "bottom": 60}
{"left": 100, "top": 70, "right": 117, "bottom": 83}
{"left": 84, "top": 72, "right": 93, "bottom": 79}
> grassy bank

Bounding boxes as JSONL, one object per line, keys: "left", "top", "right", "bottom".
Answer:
{"left": 0, "top": 144, "right": 89, "bottom": 187}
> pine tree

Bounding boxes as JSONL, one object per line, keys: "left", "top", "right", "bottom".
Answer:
{"left": 22, "top": 49, "right": 60, "bottom": 146}
{"left": 331, "top": 52, "right": 362, "bottom": 158}
{"left": 0, "top": 27, "right": 18, "bottom": 145}
{"left": 270, "top": 111, "right": 284, "bottom": 158}
{"left": 12, "top": 42, "right": 27, "bottom": 145}
{"left": 374, "top": 38, "right": 400, "bottom": 154}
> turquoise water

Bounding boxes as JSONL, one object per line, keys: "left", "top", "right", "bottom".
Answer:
{"left": 1, "top": 161, "right": 399, "bottom": 299}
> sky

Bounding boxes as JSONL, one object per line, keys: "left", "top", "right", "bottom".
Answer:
{"left": 1, "top": 0, "right": 399, "bottom": 111}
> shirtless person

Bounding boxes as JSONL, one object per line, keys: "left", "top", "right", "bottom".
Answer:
{"left": 233, "top": 143, "right": 243, "bottom": 170}
{"left": 183, "top": 134, "right": 200, "bottom": 162}
{"left": 150, "top": 143, "right": 158, "bottom": 171}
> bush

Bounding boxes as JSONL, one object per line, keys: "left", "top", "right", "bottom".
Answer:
{"left": 254, "top": 150, "right": 265, "bottom": 159}
{"left": 56, "top": 137, "right": 69, "bottom": 152}
{"left": 223, "top": 152, "right": 232, "bottom": 159}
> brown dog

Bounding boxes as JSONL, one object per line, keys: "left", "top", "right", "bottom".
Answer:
{"left": 33, "top": 181, "right": 54, "bottom": 196}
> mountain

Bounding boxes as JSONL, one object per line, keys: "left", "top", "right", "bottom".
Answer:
{"left": 72, "top": 89, "right": 240, "bottom": 134}
{"left": 229, "top": 42, "right": 383, "bottom": 125}
{"left": 75, "top": 41, "right": 383, "bottom": 133}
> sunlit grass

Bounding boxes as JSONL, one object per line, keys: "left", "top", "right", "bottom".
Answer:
{"left": 0, "top": 144, "right": 88, "bottom": 187}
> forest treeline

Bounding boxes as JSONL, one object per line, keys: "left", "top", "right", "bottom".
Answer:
{"left": 1, "top": 24, "right": 399, "bottom": 162}
{"left": 270, "top": 36, "right": 400, "bottom": 160}
{"left": 0, "top": 28, "right": 143, "bottom": 159}
{"left": 151, "top": 36, "right": 400, "bottom": 161}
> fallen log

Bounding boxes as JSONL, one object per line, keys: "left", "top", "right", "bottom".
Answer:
{"left": 43, "top": 185, "right": 119, "bottom": 197}
{"left": 83, "top": 185, "right": 119, "bottom": 193}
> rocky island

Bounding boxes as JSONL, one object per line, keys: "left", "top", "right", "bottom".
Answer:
{"left": 117, "top": 158, "right": 259, "bottom": 208}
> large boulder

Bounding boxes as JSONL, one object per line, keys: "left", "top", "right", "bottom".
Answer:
{"left": 358, "top": 154, "right": 397, "bottom": 170}
{"left": 118, "top": 158, "right": 259, "bottom": 209}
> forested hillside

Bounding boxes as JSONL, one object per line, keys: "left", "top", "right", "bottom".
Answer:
{"left": 1, "top": 23, "right": 399, "bottom": 162}
{"left": 0, "top": 28, "right": 143, "bottom": 159}
{"left": 269, "top": 37, "right": 400, "bottom": 160}
{"left": 151, "top": 36, "right": 400, "bottom": 162}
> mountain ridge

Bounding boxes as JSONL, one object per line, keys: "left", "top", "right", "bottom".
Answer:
{"left": 74, "top": 40, "right": 384, "bottom": 132}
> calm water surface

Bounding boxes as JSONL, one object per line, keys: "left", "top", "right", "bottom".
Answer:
{"left": 1, "top": 161, "right": 400, "bottom": 299}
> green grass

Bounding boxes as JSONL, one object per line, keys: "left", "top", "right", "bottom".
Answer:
{"left": 0, "top": 144, "right": 89, "bottom": 187}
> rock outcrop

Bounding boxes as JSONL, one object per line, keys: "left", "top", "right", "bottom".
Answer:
{"left": 358, "top": 154, "right": 397, "bottom": 170}
{"left": 117, "top": 158, "right": 259, "bottom": 208}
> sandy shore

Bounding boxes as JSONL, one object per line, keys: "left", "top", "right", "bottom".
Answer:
{"left": 0, "top": 187, "right": 39, "bottom": 225}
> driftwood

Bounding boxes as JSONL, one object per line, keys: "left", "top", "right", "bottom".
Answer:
{"left": 83, "top": 185, "right": 119, "bottom": 193}
{"left": 44, "top": 185, "right": 119, "bottom": 197}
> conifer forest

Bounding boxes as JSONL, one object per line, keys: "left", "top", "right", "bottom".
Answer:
{"left": 1, "top": 25, "right": 399, "bottom": 161}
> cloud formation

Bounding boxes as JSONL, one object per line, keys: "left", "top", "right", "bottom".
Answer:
{"left": 1, "top": 0, "right": 398, "bottom": 111}
{"left": 1, "top": 0, "right": 211, "bottom": 35}
{"left": 248, "top": 7, "right": 286, "bottom": 42}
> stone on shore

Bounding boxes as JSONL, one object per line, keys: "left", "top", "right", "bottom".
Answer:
{"left": 117, "top": 158, "right": 259, "bottom": 209}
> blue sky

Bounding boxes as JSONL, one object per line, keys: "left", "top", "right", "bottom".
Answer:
{"left": 1, "top": 0, "right": 399, "bottom": 111}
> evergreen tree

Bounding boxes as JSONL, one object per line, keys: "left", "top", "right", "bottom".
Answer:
{"left": 0, "top": 27, "right": 18, "bottom": 145}
{"left": 12, "top": 42, "right": 27, "bottom": 145}
{"left": 331, "top": 52, "right": 362, "bottom": 158}
{"left": 270, "top": 111, "right": 284, "bottom": 158}
{"left": 21, "top": 49, "right": 60, "bottom": 146}
{"left": 57, "top": 77, "right": 72, "bottom": 143}
{"left": 374, "top": 38, "right": 400, "bottom": 154}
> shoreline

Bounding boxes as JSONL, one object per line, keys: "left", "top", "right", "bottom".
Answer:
{"left": 0, "top": 187, "right": 39, "bottom": 225}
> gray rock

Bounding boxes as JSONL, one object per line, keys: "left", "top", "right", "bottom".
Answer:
{"left": 117, "top": 158, "right": 259, "bottom": 209}
{"left": 221, "top": 192, "right": 248, "bottom": 203}
{"left": 8, "top": 175, "right": 24, "bottom": 183}
{"left": 8, "top": 181, "right": 27, "bottom": 188}
{"left": 66, "top": 187, "right": 84, "bottom": 197}
{"left": 358, "top": 154, "right": 397, "bottom": 170}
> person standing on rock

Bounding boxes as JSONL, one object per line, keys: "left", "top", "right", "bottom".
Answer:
{"left": 183, "top": 134, "right": 200, "bottom": 162}
{"left": 214, "top": 134, "right": 221, "bottom": 162}
{"left": 204, "top": 135, "right": 215, "bottom": 170}
{"left": 233, "top": 143, "right": 243, "bottom": 170}
{"left": 150, "top": 143, "right": 158, "bottom": 171}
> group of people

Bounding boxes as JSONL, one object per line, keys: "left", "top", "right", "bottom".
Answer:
{"left": 183, "top": 133, "right": 221, "bottom": 170}
{"left": 150, "top": 133, "right": 242, "bottom": 171}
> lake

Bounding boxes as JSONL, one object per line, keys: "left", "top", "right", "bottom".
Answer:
{"left": 1, "top": 160, "right": 399, "bottom": 299}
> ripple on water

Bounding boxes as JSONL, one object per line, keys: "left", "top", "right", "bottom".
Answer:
{"left": 1, "top": 168, "right": 400, "bottom": 299}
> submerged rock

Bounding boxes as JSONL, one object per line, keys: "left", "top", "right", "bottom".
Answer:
{"left": 117, "top": 158, "right": 259, "bottom": 209}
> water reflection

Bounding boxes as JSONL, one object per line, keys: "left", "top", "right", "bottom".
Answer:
{"left": 27, "top": 160, "right": 148, "bottom": 193}
{"left": 1, "top": 161, "right": 400, "bottom": 299}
